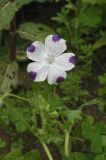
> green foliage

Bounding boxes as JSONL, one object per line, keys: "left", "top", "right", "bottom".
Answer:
{"left": 11, "top": 138, "right": 24, "bottom": 150}
{"left": 78, "top": 6, "right": 102, "bottom": 27}
{"left": 81, "top": 0, "right": 106, "bottom": 4}
{"left": 73, "top": 152, "right": 89, "bottom": 160}
{"left": 97, "top": 73, "right": 106, "bottom": 112}
{"left": 18, "top": 22, "right": 54, "bottom": 42}
{"left": 95, "top": 154, "right": 106, "bottom": 160}
{"left": 0, "top": 61, "right": 18, "bottom": 94}
{"left": 0, "top": 0, "right": 33, "bottom": 30}
{"left": 61, "top": 109, "right": 82, "bottom": 125}
{"left": 60, "top": 70, "right": 87, "bottom": 104}
{"left": 3, "top": 149, "right": 23, "bottom": 160}
{"left": 0, "top": 138, "right": 7, "bottom": 148}
{"left": 0, "top": 0, "right": 50, "bottom": 30}
{"left": 1, "top": 149, "right": 40, "bottom": 160}
{"left": 24, "top": 150, "right": 40, "bottom": 160}
{"left": 0, "top": 0, "right": 106, "bottom": 160}
{"left": 93, "top": 33, "right": 106, "bottom": 50}
{"left": 82, "top": 122, "right": 106, "bottom": 153}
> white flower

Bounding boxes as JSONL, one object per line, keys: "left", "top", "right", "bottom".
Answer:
{"left": 26, "top": 35, "right": 76, "bottom": 85}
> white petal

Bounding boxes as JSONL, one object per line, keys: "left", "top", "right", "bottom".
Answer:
{"left": 47, "top": 64, "right": 67, "bottom": 85}
{"left": 27, "top": 41, "right": 46, "bottom": 62}
{"left": 27, "top": 62, "right": 48, "bottom": 82}
{"left": 45, "top": 35, "right": 67, "bottom": 57}
{"left": 55, "top": 53, "right": 75, "bottom": 71}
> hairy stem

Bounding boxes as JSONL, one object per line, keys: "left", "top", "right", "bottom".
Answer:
{"left": 9, "top": 0, "right": 16, "bottom": 60}
{"left": 41, "top": 141, "right": 53, "bottom": 160}
{"left": 2, "top": 93, "right": 29, "bottom": 103}
{"left": 53, "top": 86, "right": 56, "bottom": 95}
{"left": 64, "top": 129, "right": 70, "bottom": 157}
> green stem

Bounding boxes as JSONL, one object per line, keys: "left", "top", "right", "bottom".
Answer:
{"left": 3, "top": 93, "right": 30, "bottom": 103}
{"left": 41, "top": 141, "right": 53, "bottom": 160}
{"left": 53, "top": 86, "right": 56, "bottom": 95}
{"left": 55, "top": 120, "right": 64, "bottom": 132}
{"left": 64, "top": 129, "right": 70, "bottom": 157}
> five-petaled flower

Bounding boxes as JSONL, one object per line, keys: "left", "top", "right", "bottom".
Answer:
{"left": 26, "top": 35, "right": 76, "bottom": 85}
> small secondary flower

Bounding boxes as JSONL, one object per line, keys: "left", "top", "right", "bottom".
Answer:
{"left": 26, "top": 35, "right": 76, "bottom": 85}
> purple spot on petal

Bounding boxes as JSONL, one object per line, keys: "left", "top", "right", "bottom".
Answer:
{"left": 27, "top": 45, "right": 35, "bottom": 52}
{"left": 29, "top": 71, "right": 36, "bottom": 80}
{"left": 56, "top": 76, "right": 64, "bottom": 83}
{"left": 69, "top": 56, "right": 76, "bottom": 64}
{"left": 52, "top": 35, "right": 61, "bottom": 42}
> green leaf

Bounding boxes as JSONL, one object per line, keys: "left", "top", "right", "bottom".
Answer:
{"left": 0, "top": 0, "right": 8, "bottom": 8}
{"left": 4, "top": 149, "right": 23, "bottom": 160}
{"left": 62, "top": 156, "right": 71, "bottom": 160}
{"left": 16, "top": 121, "right": 27, "bottom": 132}
{"left": 86, "top": 115, "right": 94, "bottom": 125}
{"left": 0, "top": 2, "right": 16, "bottom": 30}
{"left": 82, "top": 122, "right": 94, "bottom": 140}
{"left": 102, "top": 135, "right": 106, "bottom": 147}
{"left": 14, "top": 0, "right": 39, "bottom": 9}
{"left": 98, "top": 73, "right": 106, "bottom": 84}
{"left": 78, "top": 6, "right": 102, "bottom": 27}
{"left": 8, "top": 107, "right": 20, "bottom": 122}
{"left": 0, "top": 61, "right": 18, "bottom": 94}
{"left": 95, "top": 154, "right": 106, "bottom": 160}
{"left": 74, "top": 152, "right": 87, "bottom": 160}
{"left": 81, "top": 0, "right": 106, "bottom": 4}
{"left": 0, "top": 138, "right": 7, "bottom": 148}
{"left": 17, "top": 22, "right": 54, "bottom": 42}
{"left": 91, "top": 134, "right": 102, "bottom": 153}
{"left": 62, "top": 109, "right": 82, "bottom": 124}
{"left": 72, "top": 152, "right": 94, "bottom": 160}
{"left": 2, "top": 149, "right": 41, "bottom": 160}
{"left": 82, "top": 122, "right": 103, "bottom": 153}
{"left": 11, "top": 138, "right": 24, "bottom": 150}
{"left": 94, "top": 122, "right": 106, "bottom": 134}
{"left": 93, "top": 35, "right": 106, "bottom": 50}
{"left": 0, "top": 0, "right": 48, "bottom": 30}
{"left": 24, "top": 149, "right": 41, "bottom": 160}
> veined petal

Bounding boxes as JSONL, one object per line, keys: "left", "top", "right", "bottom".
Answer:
{"left": 45, "top": 35, "right": 67, "bottom": 57}
{"left": 27, "top": 41, "right": 46, "bottom": 62}
{"left": 55, "top": 53, "right": 76, "bottom": 71}
{"left": 27, "top": 62, "right": 48, "bottom": 82}
{"left": 47, "top": 64, "right": 67, "bottom": 85}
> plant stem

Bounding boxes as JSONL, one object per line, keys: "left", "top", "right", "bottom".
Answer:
{"left": 64, "top": 129, "right": 70, "bottom": 157}
{"left": 9, "top": 15, "right": 16, "bottom": 60}
{"left": 9, "top": 0, "right": 16, "bottom": 60}
{"left": 53, "top": 86, "right": 56, "bottom": 95}
{"left": 41, "top": 141, "right": 53, "bottom": 160}
{"left": 0, "top": 31, "right": 2, "bottom": 51}
{"left": 3, "top": 93, "right": 29, "bottom": 103}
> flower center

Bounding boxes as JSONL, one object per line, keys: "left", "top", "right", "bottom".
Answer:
{"left": 46, "top": 55, "right": 55, "bottom": 64}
